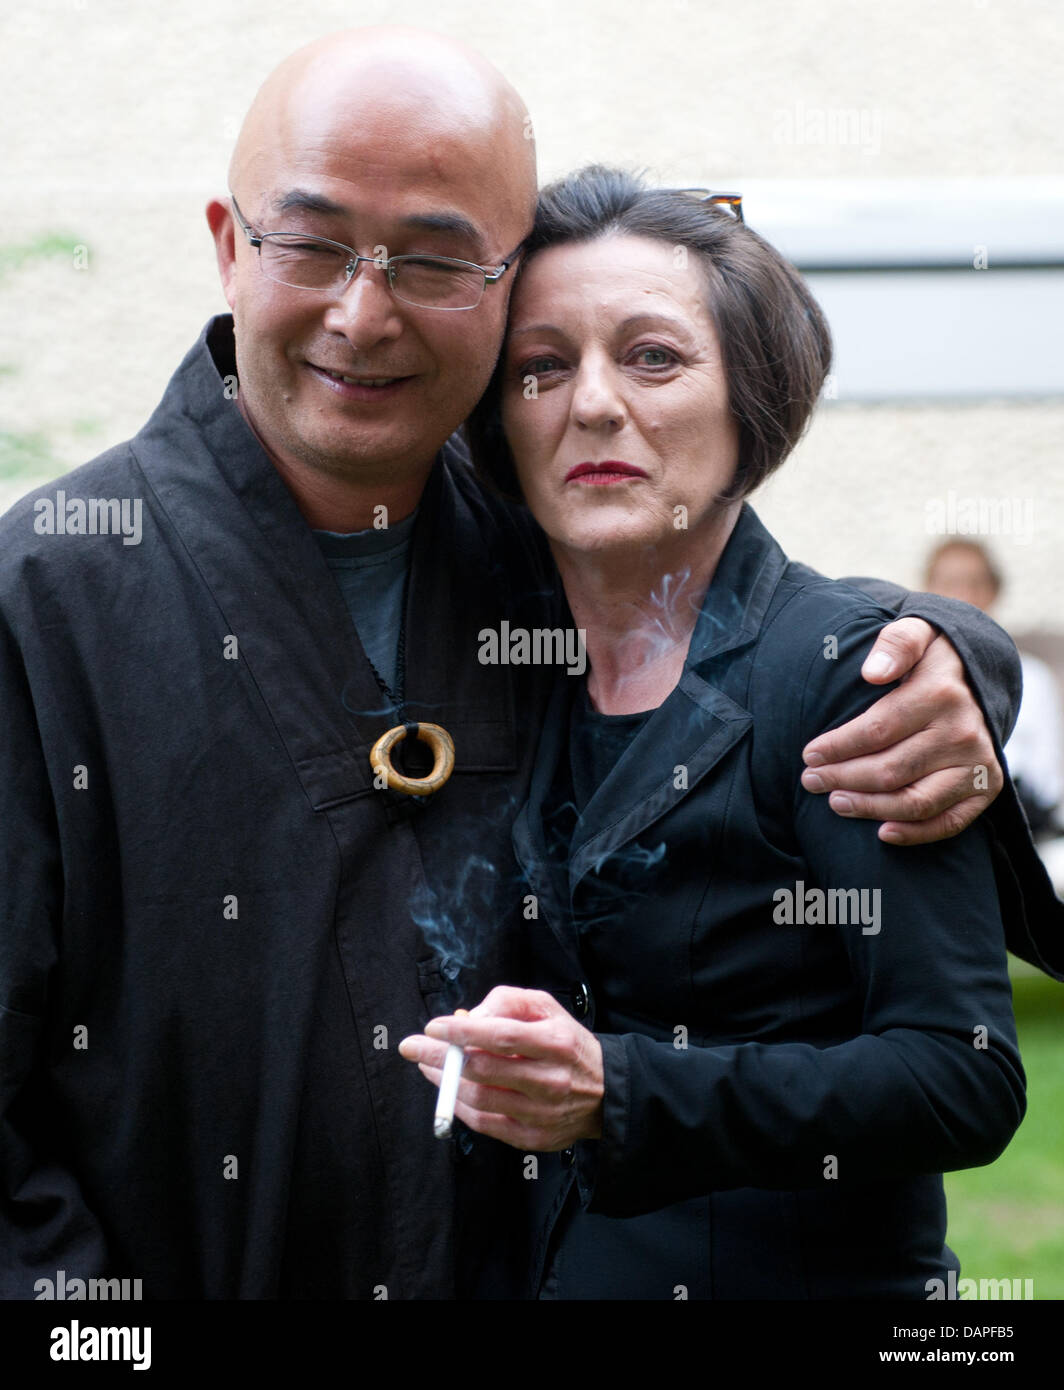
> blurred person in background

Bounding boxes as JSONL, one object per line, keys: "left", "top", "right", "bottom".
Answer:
{"left": 925, "top": 539, "right": 1064, "bottom": 840}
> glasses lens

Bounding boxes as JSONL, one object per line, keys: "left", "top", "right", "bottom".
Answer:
{"left": 390, "top": 257, "right": 485, "bottom": 310}
{"left": 259, "top": 235, "right": 351, "bottom": 290}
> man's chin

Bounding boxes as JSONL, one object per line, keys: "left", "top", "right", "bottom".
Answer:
{"left": 286, "top": 433, "right": 423, "bottom": 482}
{"left": 242, "top": 388, "right": 456, "bottom": 488}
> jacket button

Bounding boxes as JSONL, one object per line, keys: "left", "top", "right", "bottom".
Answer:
{"left": 561, "top": 1147, "right": 575, "bottom": 1168}
{"left": 571, "top": 982, "right": 590, "bottom": 1018}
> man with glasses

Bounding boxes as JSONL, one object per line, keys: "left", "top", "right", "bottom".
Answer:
{"left": 0, "top": 25, "right": 1056, "bottom": 1302}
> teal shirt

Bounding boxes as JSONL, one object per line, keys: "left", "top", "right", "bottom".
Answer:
{"left": 312, "top": 509, "right": 417, "bottom": 698}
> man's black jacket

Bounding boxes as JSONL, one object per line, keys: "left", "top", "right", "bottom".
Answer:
{"left": 0, "top": 317, "right": 556, "bottom": 1297}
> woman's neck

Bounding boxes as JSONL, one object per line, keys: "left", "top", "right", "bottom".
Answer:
{"left": 553, "top": 503, "right": 742, "bottom": 715}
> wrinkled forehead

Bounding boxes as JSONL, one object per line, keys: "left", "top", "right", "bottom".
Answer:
{"left": 510, "top": 235, "right": 717, "bottom": 324}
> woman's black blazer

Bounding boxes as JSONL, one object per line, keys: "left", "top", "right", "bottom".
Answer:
{"left": 508, "top": 504, "right": 1026, "bottom": 1300}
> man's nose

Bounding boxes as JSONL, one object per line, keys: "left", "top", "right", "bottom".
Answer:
{"left": 322, "top": 260, "right": 404, "bottom": 346}
{"left": 571, "top": 358, "right": 627, "bottom": 431}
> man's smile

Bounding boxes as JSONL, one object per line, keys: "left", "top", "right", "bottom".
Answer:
{"left": 305, "top": 362, "right": 417, "bottom": 400}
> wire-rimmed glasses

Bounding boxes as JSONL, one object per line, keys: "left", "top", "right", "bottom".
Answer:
{"left": 229, "top": 195, "right": 524, "bottom": 310}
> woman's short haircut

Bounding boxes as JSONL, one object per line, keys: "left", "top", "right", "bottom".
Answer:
{"left": 467, "top": 164, "right": 833, "bottom": 503}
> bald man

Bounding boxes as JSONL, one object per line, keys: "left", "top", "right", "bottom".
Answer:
{"left": 0, "top": 28, "right": 1051, "bottom": 1302}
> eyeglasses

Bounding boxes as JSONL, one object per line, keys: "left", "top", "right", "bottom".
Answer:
{"left": 229, "top": 194, "right": 524, "bottom": 311}
{"left": 666, "top": 188, "right": 745, "bottom": 223}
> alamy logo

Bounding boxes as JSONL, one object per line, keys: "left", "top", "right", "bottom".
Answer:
{"left": 35, "top": 1269, "right": 143, "bottom": 1300}
{"left": 478, "top": 622, "right": 587, "bottom": 676}
{"left": 772, "top": 880, "right": 881, "bottom": 935}
{"left": 33, "top": 490, "right": 143, "bottom": 546}
{"left": 772, "top": 101, "right": 883, "bottom": 155}
{"left": 924, "top": 490, "right": 1034, "bottom": 545}
{"left": 925, "top": 1271, "right": 1034, "bottom": 1300}
{"left": 49, "top": 1320, "right": 151, "bottom": 1370}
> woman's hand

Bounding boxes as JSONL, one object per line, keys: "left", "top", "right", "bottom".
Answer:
{"left": 398, "top": 986, "right": 604, "bottom": 1152}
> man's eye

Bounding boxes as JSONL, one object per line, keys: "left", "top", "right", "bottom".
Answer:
{"left": 400, "top": 256, "right": 461, "bottom": 270}
{"left": 271, "top": 239, "right": 341, "bottom": 256}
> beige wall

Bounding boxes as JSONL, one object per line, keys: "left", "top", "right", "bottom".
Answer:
{"left": 2, "top": 0, "right": 1061, "bottom": 627}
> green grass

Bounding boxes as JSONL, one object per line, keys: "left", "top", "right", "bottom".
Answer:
{"left": 0, "top": 233, "right": 93, "bottom": 492}
{"left": 0, "top": 232, "right": 82, "bottom": 282}
{"left": 0, "top": 429, "right": 58, "bottom": 481}
{"left": 944, "top": 964, "right": 1064, "bottom": 1299}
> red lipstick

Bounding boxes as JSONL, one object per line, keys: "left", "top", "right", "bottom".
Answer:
{"left": 565, "top": 461, "right": 648, "bottom": 485}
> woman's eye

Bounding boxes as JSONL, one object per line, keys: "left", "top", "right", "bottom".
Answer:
{"left": 632, "top": 346, "right": 676, "bottom": 368}
{"left": 521, "top": 356, "right": 562, "bottom": 376}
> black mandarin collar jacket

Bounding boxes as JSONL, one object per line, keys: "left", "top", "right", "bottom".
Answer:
{"left": 0, "top": 315, "right": 555, "bottom": 1298}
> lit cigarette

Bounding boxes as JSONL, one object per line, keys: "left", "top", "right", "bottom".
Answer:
{"left": 433, "top": 1009, "right": 469, "bottom": 1140}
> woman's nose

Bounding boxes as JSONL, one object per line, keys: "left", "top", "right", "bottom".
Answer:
{"left": 571, "top": 361, "right": 627, "bottom": 431}
{"left": 322, "top": 263, "right": 404, "bottom": 347}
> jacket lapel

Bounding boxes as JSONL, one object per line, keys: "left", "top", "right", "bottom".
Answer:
{"left": 511, "top": 675, "right": 581, "bottom": 965}
{"left": 565, "top": 505, "right": 789, "bottom": 898}
{"left": 135, "top": 316, "right": 518, "bottom": 815}
{"left": 401, "top": 458, "right": 517, "bottom": 772}
{"left": 567, "top": 676, "right": 753, "bottom": 895}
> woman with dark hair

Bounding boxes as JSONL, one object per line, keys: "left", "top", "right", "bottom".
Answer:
{"left": 401, "top": 167, "right": 1026, "bottom": 1299}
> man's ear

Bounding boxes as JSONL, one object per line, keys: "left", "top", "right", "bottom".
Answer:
{"left": 206, "top": 198, "right": 238, "bottom": 310}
